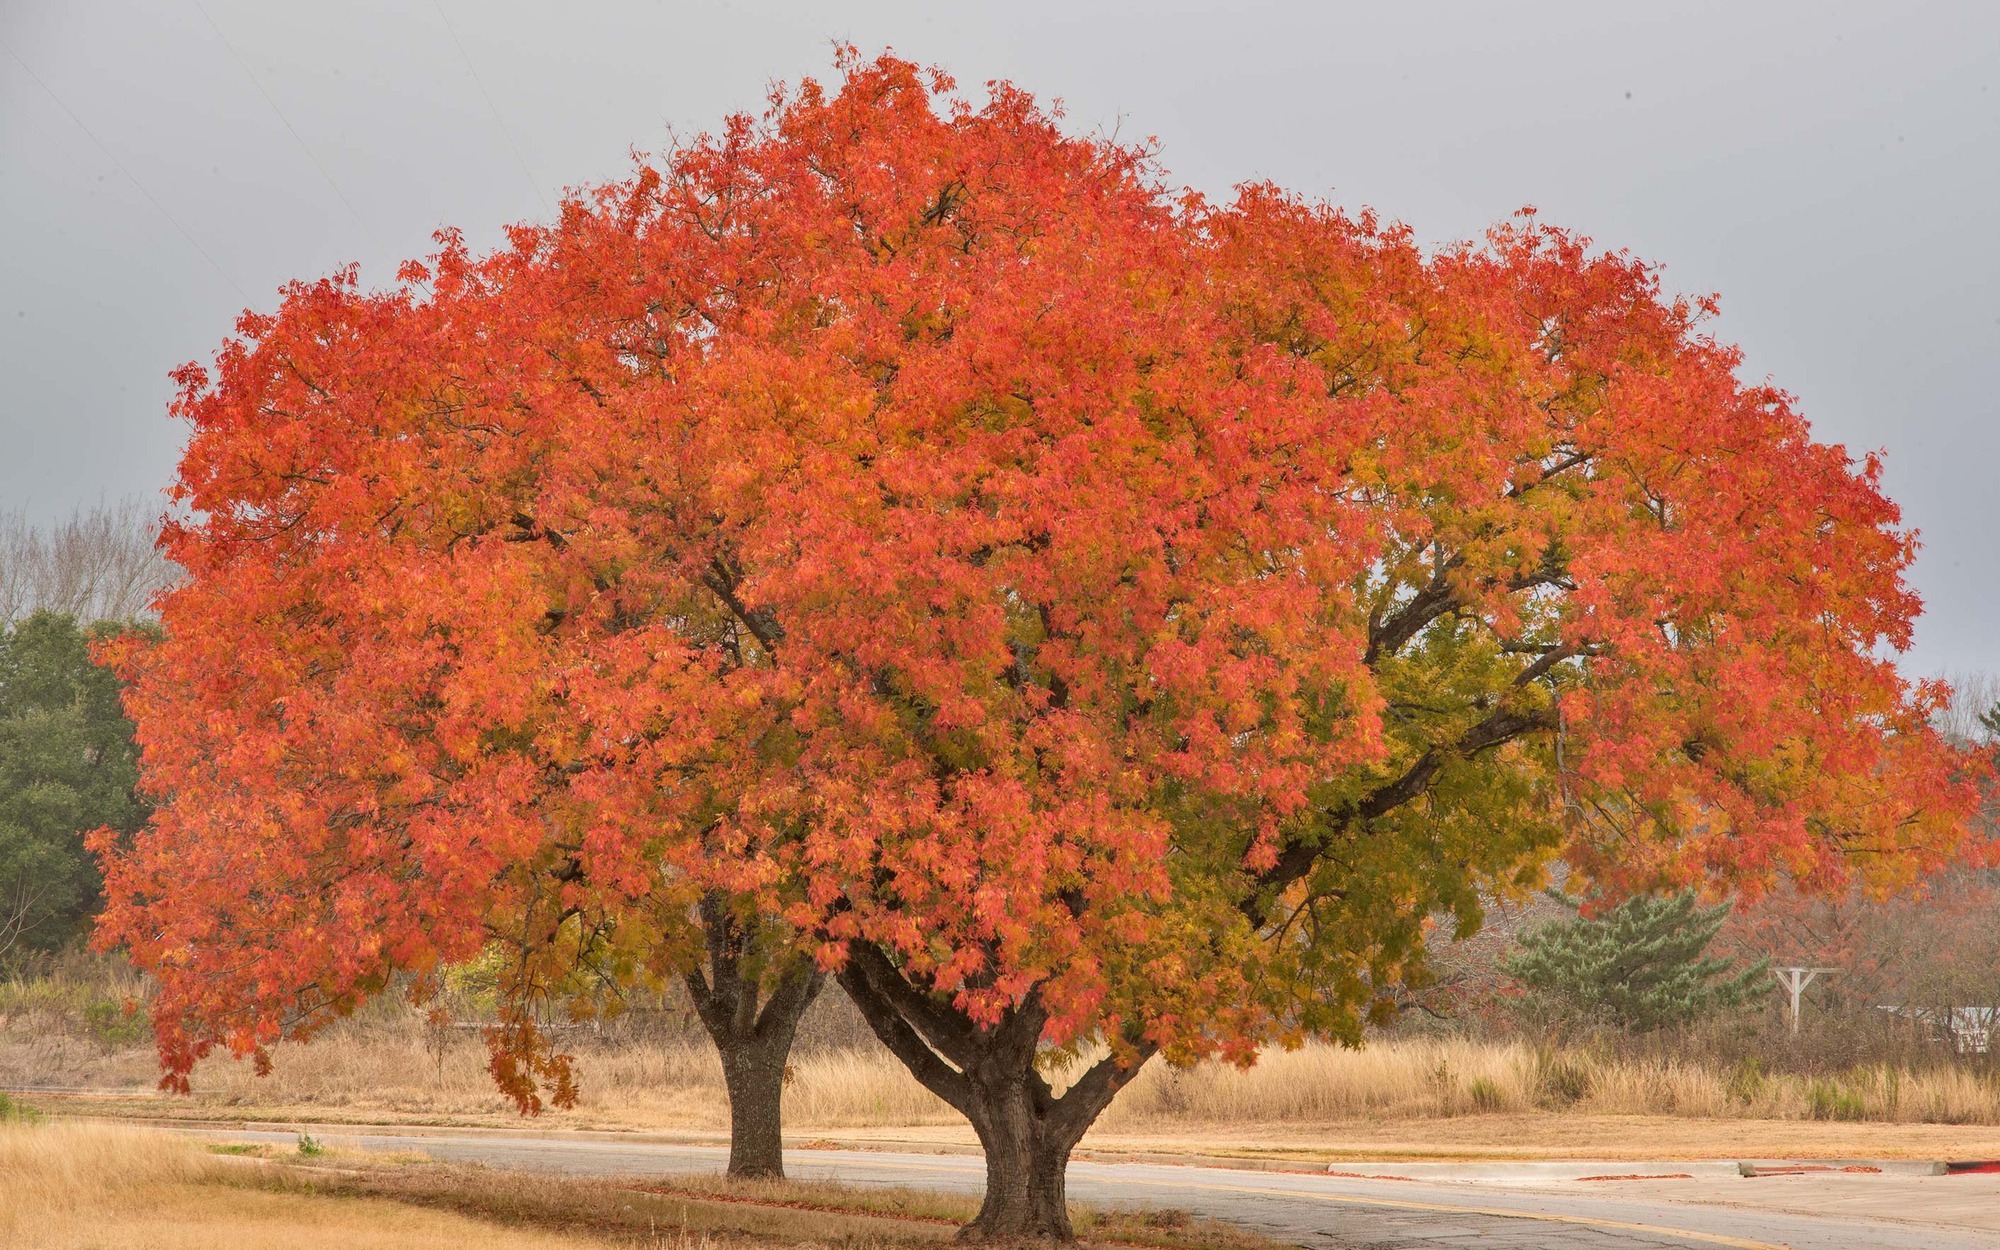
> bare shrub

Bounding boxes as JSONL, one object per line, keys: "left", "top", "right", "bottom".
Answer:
{"left": 1934, "top": 669, "right": 2000, "bottom": 747}
{"left": 0, "top": 499, "right": 177, "bottom": 625}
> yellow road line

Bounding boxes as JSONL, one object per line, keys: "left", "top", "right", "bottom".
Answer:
{"left": 804, "top": 1155, "right": 1791, "bottom": 1250}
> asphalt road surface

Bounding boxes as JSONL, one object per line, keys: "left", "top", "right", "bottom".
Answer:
{"left": 189, "top": 1127, "right": 1998, "bottom": 1250}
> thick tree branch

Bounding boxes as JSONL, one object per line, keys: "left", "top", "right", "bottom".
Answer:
{"left": 700, "top": 556, "right": 785, "bottom": 655}
{"left": 1506, "top": 447, "right": 1592, "bottom": 498}
{"left": 836, "top": 947, "right": 976, "bottom": 1114}
{"left": 683, "top": 893, "right": 748, "bottom": 1040}
{"left": 840, "top": 939, "right": 984, "bottom": 1067}
{"left": 1365, "top": 556, "right": 1460, "bottom": 667}
{"left": 754, "top": 962, "right": 825, "bottom": 1045}
{"left": 1250, "top": 702, "right": 1560, "bottom": 923}
{"left": 1512, "top": 644, "right": 1589, "bottom": 689}
{"left": 1048, "top": 1042, "right": 1158, "bottom": 1152}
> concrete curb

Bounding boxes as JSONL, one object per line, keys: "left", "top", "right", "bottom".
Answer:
{"left": 1737, "top": 1159, "right": 1948, "bottom": 1177}
{"left": 1308, "top": 1158, "right": 1984, "bottom": 1181}
{"left": 1316, "top": 1159, "right": 1744, "bottom": 1182}
{"left": 1073, "top": 1149, "right": 1336, "bottom": 1173}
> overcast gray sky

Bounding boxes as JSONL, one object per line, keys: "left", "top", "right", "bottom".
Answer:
{"left": 3, "top": 1, "right": 1996, "bottom": 673}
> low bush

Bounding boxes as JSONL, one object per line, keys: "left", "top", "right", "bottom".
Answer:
{"left": 83, "top": 999, "right": 149, "bottom": 1047}
{"left": 1807, "top": 1078, "right": 1868, "bottom": 1122}
{"left": 1531, "top": 1046, "right": 1595, "bottom": 1108}
{"left": 0, "top": 1091, "right": 41, "bottom": 1123}
{"left": 1467, "top": 1076, "right": 1507, "bottom": 1113}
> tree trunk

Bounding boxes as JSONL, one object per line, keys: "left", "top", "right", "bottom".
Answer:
{"left": 685, "top": 894, "right": 824, "bottom": 1179}
{"left": 837, "top": 939, "right": 1154, "bottom": 1242}
{"left": 716, "top": 1027, "right": 792, "bottom": 1178}
{"left": 960, "top": 1068, "right": 1079, "bottom": 1240}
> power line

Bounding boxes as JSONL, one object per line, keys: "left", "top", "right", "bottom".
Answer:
{"left": 431, "top": 0, "right": 553, "bottom": 217}
{"left": 191, "top": 0, "right": 372, "bottom": 236}
{"left": 0, "top": 38, "right": 249, "bottom": 302}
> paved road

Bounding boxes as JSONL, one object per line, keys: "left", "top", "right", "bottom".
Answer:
{"left": 189, "top": 1126, "right": 1999, "bottom": 1250}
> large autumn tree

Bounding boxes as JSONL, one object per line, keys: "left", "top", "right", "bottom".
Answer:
{"left": 97, "top": 56, "right": 1981, "bottom": 1238}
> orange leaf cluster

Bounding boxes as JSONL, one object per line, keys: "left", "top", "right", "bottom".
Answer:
{"left": 93, "top": 55, "right": 1982, "bottom": 1091}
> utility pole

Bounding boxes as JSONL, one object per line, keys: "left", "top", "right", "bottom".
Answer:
{"left": 1771, "top": 966, "right": 1836, "bottom": 1036}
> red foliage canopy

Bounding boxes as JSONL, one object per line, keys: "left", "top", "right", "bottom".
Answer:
{"left": 95, "top": 56, "right": 1981, "bottom": 1100}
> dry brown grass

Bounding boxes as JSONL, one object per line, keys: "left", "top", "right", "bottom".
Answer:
{"left": 280, "top": 1159, "right": 1280, "bottom": 1250}
{"left": 111, "top": 1026, "right": 2000, "bottom": 1130}
{"left": 0, "top": 1120, "right": 635, "bottom": 1249}
{"left": 256, "top": 1161, "right": 961, "bottom": 1248}
{"left": 1099, "top": 1037, "right": 2000, "bottom": 1127}
{"left": 0, "top": 1120, "right": 1275, "bottom": 1250}
{"left": 146, "top": 1028, "right": 960, "bottom": 1128}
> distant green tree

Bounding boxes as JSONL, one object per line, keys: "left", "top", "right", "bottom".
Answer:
{"left": 1501, "top": 889, "right": 1766, "bottom": 1033}
{"left": 0, "top": 612, "right": 149, "bottom": 963}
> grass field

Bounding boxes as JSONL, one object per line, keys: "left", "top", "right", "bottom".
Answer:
{"left": 24, "top": 1023, "right": 1994, "bottom": 1129}
{"left": 0, "top": 1120, "right": 635, "bottom": 1250}
{"left": 0, "top": 1119, "right": 1274, "bottom": 1250}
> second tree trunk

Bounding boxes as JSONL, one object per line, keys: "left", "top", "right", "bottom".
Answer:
{"left": 715, "top": 1025, "right": 795, "bottom": 1178}
{"left": 685, "top": 895, "right": 824, "bottom": 1179}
